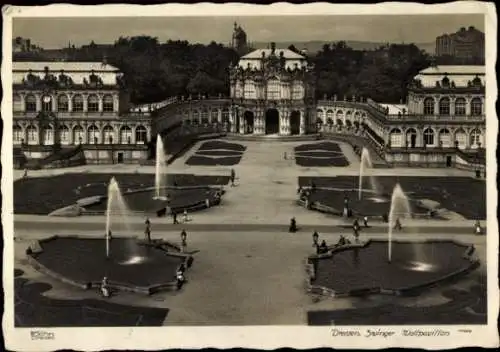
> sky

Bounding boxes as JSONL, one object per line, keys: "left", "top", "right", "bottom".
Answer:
{"left": 13, "top": 15, "right": 485, "bottom": 49}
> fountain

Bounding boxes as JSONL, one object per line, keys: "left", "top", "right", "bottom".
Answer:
{"left": 387, "top": 183, "right": 412, "bottom": 263}
{"left": 154, "top": 135, "right": 168, "bottom": 200}
{"left": 358, "top": 147, "right": 381, "bottom": 200}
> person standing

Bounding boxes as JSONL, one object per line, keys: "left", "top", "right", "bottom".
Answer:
{"left": 394, "top": 217, "right": 402, "bottom": 230}
{"left": 144, "top": 218, "right": 151, "bottom": 242}
{"left": 180, "top": 229, "right": 187, "bottom": 250}
{"left": 230, "top": 168, "right": 236, "bottom": 186}
{"left": 312, "top": 231, "right": 319, "bottom": 247}
{"left": 289, "top": 217, "right": 297, "bottom": 233}
{"left": 173, "top": 211, "right": 179, "bottom": 224}
{"left": 363, "top": 216, "right": 368, "bottom": 228}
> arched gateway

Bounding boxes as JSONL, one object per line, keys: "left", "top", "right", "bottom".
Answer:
{"left": 265, "top": 109, "right": 279, "bottom": 134}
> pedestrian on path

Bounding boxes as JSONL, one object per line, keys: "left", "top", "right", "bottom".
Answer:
{"left": 289, "top": 217, "right": 297, "bottom": 233}
{"left": 183, "top": 209, "right": 189, "bottom": 223}
{"left": 394, "top": 218, "right": 402, "bottom": 231}
{"left": 173, "top": 211, "right": 179, "bottom": 224}
{"left": 23, "top": 168, "right": 28, "bottom": 178}
{"left": 474, "top": 220, "right": 483, "bottom": 235}
{"left": 144, "top": 218, "right": 151, "bottom": 242}
{"left": 312, "top": 231, "right": 319, "bottom": 247}
{"left": 180, "top": 229, "right": 187, "bottom": 250}
{"left": 230, "top": 169, "right": 236, "bottom": 186}
{"left": 363, "top": 216, "right": 369, "bottom": 228}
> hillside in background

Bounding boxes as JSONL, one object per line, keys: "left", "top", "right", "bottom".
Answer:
{"left": 251, "top": 40, "right": 435, "bottom": 55}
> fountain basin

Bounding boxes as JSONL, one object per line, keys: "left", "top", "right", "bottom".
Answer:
{"left": 307, "top": 239, "right": 479, "bottom": 298}
{"left": 26, "top": 235, "right": 194, "bottom": 295}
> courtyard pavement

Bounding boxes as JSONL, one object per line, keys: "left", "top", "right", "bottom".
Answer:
{"left": 10, "top": 138, "right": 489, "bottom": 326}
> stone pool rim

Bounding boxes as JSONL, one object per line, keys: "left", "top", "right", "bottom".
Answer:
{"left": 26, "top": 234, "right": 194, "bottom": 295}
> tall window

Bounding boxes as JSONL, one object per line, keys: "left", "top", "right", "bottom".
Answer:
{"left": 439, "top": 98, "right": 450, "bottom": 115}
{"left": 103, "top": 94, "right": 114, "bottom": 112}
{"left": 41, "top": 95, "right": 53, "bottom": 112}
{"left": 43, "top": 125, "right": 54, "bottom": 145}
{"left": 57, "top": 95, "right": 69, "bottom": 112}
{"left": 135, "top": 125, "right": 147, "bottom": 144}
{"left": 266, "top": 79, "right": 280, "bottom": 100}
{"left": 454, "top": 129, "right": 467, "bottom": 149}
{"left": 120, "top": 126, "right": 132, "bottom": 144}
{"left": 471, "top": 98, "right": 482, "bottom": 116}
{"left": 292, "top": 81, "right": 304, "bottom": 100}
{"left": 389, "top": 128, "right": 403, "bottom": 148}
{"left": 13, "top": 124, "right": 23, "bottom": 144}
{"left": 211, "top": 110, "right": 219, "bottom": 124}
{"left": 454, "top": 98, "right": 466, "bottom": 116}
{"left": 423, "top": 97, "right": 434, "bottom": 115}
{"left": 87, "top": 94, "right": 99, "bottom": 112}
{"left": 439, "top": 129, "right": 451, "bottom": 147}
{"left": 326, "top": 110, "right": 334, "bottom": 123}
{"left": 26, "top": 124, "right": 37, "bottom": 145}
{"left": 72, "top": 94, "right": 84, "bottom": 112}
{"left": 73, "top": 125, "right": 84, "bottom": 144}
{"left": 222, "top": 109, "right": 230, "bottom": 123}
{"left": 25, "top": 94, "right": 37, "bottom": 112}
{"left": 423, "top": 128, "right": 435, "bottom": 146}
{"left": 234, "top": 82, "right": 243, "bottom": 98}
{"left": 59, "top": 125, "right": 70, "bottom": 144}
{"left": 88, "top": 125, "right": 99, "bottom": 144}
{"left": 244, "top": 82, "right": 256, "bottom": 99}
{"left": 103, "top": 125, "right": 114, "bottom": 144}
{"left": 201, "top": 109, "right": 209, "bottom": 124}
{"left": 317, "top": 109, "right": 324, "bottom": 123}
{"left": 469, "top": 129, "right": 482, "bottom": 148}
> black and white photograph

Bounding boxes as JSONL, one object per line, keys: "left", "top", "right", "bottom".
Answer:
{"left": 2, "top": 2, "right": 498, "bottom": 350}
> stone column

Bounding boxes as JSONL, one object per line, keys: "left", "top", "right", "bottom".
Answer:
{"left": 450, "top": 97, "right": 455, "bottom": 116}
{"left": 98, "top": 95, "right": 104, "bottom": 112}
{"left": 239, "top": 109, "right": 245, "bottom": 134}
{"left": 83, "top": 94, "right": 88, "bottom": 112}
{"left": 35, "top": 94, "right": 42, "bottom": 112}
{"left": 68, "top": 93, "right": 73, "bottom": 112}
{"left": 466, "top": 98, "right": 471, "bottom": 116}
{"left": 433, "top": 97, "right": 439, "bottom": 115}
{"left": 217, "top": 109, "right": 222, "bottom": 123}
{"left": 51, "top": 95, "right": 57, "bottom": 112}
{"left": 230, "top": 109, "right": 236, "bottom": 133}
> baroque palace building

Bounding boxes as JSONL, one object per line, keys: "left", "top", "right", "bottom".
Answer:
{"left": 12, "top": 61, "right": 152, "bottom": 165}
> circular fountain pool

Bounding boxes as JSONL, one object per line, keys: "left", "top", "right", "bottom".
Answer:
{"left": 308, "top": 239, "right": 479, "bottom": 297}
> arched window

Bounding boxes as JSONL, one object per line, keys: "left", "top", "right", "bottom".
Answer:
{"left": 326, "top": 110, "right": 334, "bottom": 123}
{"left": 87, "top": 94, "right": 99, "bottom": 112}
{"left": 292, "top": 81, "right": 304, "bottom": 100}
{"left": 471, "top": 98, "right": 482, "bottom": 116}
{"left": 13, "top": 94, "right": 22, "bottom": 112}
{"left": 88, "top": 125, "right": 100, "bottom": 144}
{"left": 454, "top": 128, "right": 467, "bottom": 149}
{"left": 103, "top": 94, "right": 114, "bottom": 112}
{"left": 389, "top": 128, "right": 403, "bottom": 148}
{"left": 222, "top": 108, "right": 230, "bottom": 123}
{"left": 26, "top": 124, "right": 38, "bottom": 145}
{"left": 41, "top": 95, "right": 53, "bottom": 112}
{"left": 336, "top": 110, "right": 344, "bottom": 124}
{"left": 423, "top": 97, "right": 434, "bottom": 115}
{"left": 423, "top": 128, "right": 435, "bottom": 146}
{"left": 211, "top": 110, "right": 219, "bottom": 124}
{"left": 200, "top": 109, "right": 209, "bottom": 124}
{"left": 57, "top": 95, "right": 69, "bottom": 112}
{"left": 13, "top": 124, "right": 23, "bottom": 144}
{"left": 103, "top": 125, "right": 114, "bottom": 144}
{"left": 72, "top": 94, "right": 84, "bottom": 112}
{"left": 454, "top": 98, "right": 466, "bottom": 116}
{"left": 135, "top": 125, "right": 147, "bottom": 144}
{"left": 59, "top": 125, "right": 70, "bottom": 144}
{"left": 439, "top": 98, "right": 450, "bottom": 115}
{"left": 244, "top": 81, "right": 256, "bottom": 99}
{"left": 120, "top": 126, "right": 132, "bottom": 144}
{"left": 25, "top": 94, "right": 37, "bottom": 112}
{"left": 469, "top": 129, "right": 482, "bottom": 148}
{"left": 266, "top": 79, "right": 280, "bottom": 100}
{"left": 73, "top": 125, "right": 84, "bottom": 144}
{"left": 438, "top": 128, "right": 451, "bottom": 148}
{"left": 406, "top": 128, "right": 417, "bottom": 148}
{"left": 316, "top": 109, "right": 324, "bottom": 123}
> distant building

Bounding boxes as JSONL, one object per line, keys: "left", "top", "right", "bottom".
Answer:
{"left": 435, "top": 26, "right": 485, "bottom": 62}
{"left": 231, "top": 22, "right": 248, "bottom": 56}
{"left": 12, "top": 37, "right": 40, "bottom": 53}
{"left": 12, "top": 61, "right": 151, "bottom": 165}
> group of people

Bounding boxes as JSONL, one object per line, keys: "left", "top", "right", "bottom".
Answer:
{"left": 172, "top": 209, "right": 190, "bottom": 225}
{"left": 312, "top": 231, "right": 354, "bottom": 255}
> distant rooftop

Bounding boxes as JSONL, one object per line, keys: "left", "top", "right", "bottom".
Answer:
{"left": 12, "top": 61, "right": 120, "bottom": 72}
{"left": 419, "top": 65, "right": 485, "bottom": 75}
{"left": 241, "top": 48, "right": 305, "bottom": 60}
